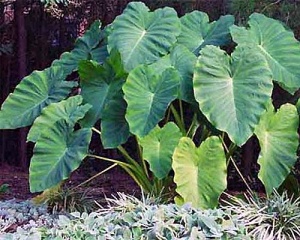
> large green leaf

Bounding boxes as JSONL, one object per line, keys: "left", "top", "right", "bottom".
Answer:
{"left": 177, "top": 11, "right": 234, "bottom": 55}
{"left": 0, "top": 66, "right": 77, "bottom": 129}
{"left": 90, "top": 26, "right": 112, "bottom": 64}
{"left": 74, "top": 20, "right": 102, "bottom": 50}
{"left": 123, "top": 65, "right": 180, "bottom": 138}
{"left": 172, "top": 136, "right": 226, "bottom": 209}
{"left": 52, "top": 20, "right": 105, "bottom": 74}
{"left": 231, "top": 13, "right": 300, "bottom": 94}
{"left": 27, "top": 95, "right": 91, "bottom": 142}
{"left": 101, "top": 91, "right": 130, "bottom": 149}
{"left": 90, "top": 44, "right": 108, "bottom": 64}
{"left": 139, "top": 122, "right": 182, "bottom": 179}
{"left": 296, "top": 98, "right": 300, "bottom": 114}
{"left": 29, "top": 119, "right": 92, "bottom": 192}
{"left": 255, "top": 103, "right": 299, "bottom": 196}
{"left": 108, "top": 2, "right": 180, "bottom": 71}
{"left": 193, "top": 45, "right": 273, "bottom": 146}
{"left": 150, "top": 45, "right": 197, "bottom": 103}
{"left": 78, "top": 59, "right": 125, "bottom": 127}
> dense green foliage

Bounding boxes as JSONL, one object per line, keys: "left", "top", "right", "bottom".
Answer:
{"left": 0, "top": 2, "right": 300, "bottom": 208}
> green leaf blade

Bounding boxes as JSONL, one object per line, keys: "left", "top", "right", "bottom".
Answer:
{"left": 29, "top": 120, "right": 92, "bottom": 192}
{"left": 255, "top": 103, "right": 299, "bottom": 196}
{"left": 78, "top": 60, "right": 125, "bottom": 127}
{"left": 193, "top": 45, "right": 273, "bottom": 146}
{"left": 139, "top": 122, "right": 182, "bottom": 179}
{"left": 52, "top": 20, "right": 104, "bottom": 74}
{"left": 151, "top": 45, "right": 197, "bottom": 103}
{"left": 178, "top": 11, "right": 234, "bottom": 55}
{"left": 27, "top": 95, "right": 91, "bottom": 142}
{"left": 173, "top": 136, "right": 227, "bottom": 209}
{"left": 101, "top": 93, "right": 130, "bottom": 149}
{"left": 231, "top": 13, "right": 300, "bottom": 94}
{"left": 123, "top": 66, "right": 180, "bottom": 138}
{"left": 0, "top": 67, "right": 76, "bottom": 129}
{"left": 108, "top": 2, "right": 181, "bottom": 71}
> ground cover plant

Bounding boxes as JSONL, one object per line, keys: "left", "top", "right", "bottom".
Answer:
{"left": 0, "top": 1, "right": 300, "bottom": 211}
{"left": 0, "top": 193, "right": 248, "bottom": 239}
{"left": 2, "top": 192, "right": 300, "bottom": 239}
{"left": 223, "top": 191, "right": 300, "bottom": 239}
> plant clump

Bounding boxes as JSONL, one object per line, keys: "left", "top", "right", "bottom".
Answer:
{"left": 222, "top": 191, "right": 300, "bottom": 239}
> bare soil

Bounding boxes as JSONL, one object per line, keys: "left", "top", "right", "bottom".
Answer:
{"left": 0, "top": 163, "right": 141, "bottom": 202}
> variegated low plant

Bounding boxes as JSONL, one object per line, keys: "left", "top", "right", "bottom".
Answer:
{"left": 1, "top": 2, "right": 300, "bottom": 209}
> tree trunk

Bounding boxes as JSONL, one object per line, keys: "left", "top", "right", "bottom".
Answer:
{"left": 15, "top": 0, "right": 28, "bottom": 170}
{"left": 0, "top": 56, "right": 12, "bottom": 164}
{"left": 40, "top": 6, "right": 48, "bottom": 69}
{"left": 0, "top": 3, "right": 5, "bottom": 164}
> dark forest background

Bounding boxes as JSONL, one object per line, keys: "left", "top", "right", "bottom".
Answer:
{"left": 1, "top": 0, "right": 300, "bottom": 178}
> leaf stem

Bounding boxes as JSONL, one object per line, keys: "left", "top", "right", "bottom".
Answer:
{"left": 226, "top": 143, "right": 238, "bottom": 164}
{"left": 135, "top": 136, "right": 149, "bottom": 178}
{"left": 170, "top": 104, "right": 186, "bottom": 135}
{"left": 92, "top": 127, "right": 101, "bottom": 136}
{"left": 89, "top": 154, "right": 152, "bottom": 193}
{"left": 164, "top": 106, "right": 171, "bottom": 124}
{"left": 186, "top": 113, "right": 199, "bottom": 138}
{"left": 179, "top": 100, "right": 185, "bottom": 129}
{"left": 219, "top": 137, "right": 254, "bottom": 195}
{"left": 199, "top": 125, "right": 211, "bottom": 143}
{"left": 117, "top": 145, "right": 141, "bottom": 170}
{"left": 88, "top": 154, "right": 130, "bottom": 167}
{"left": 116, "top": 146, "right": 152, "bottom": 192}
{"left": 71, "top": 163, "right": 118, "bottom": 191}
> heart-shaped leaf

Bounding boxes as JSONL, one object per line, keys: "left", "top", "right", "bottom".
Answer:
{"left": 231, "top": 13, "right": 300, "bottom": 94}
{"left": 139, "top": 122, "right": 182, "bottom": 179}
{"left": 108, "top": 2, "right": 180, "bottom": 71}
{"left": 101, "top": 91, "right": 130, "bottom": 149}
{"left": 193, "top": 45, "right": 273, "bottom": 146}
{"left": 27, "top": 95, "right": 91, "bottom": 142}
{"left": 172, "top": 136, "right": 226, "bottom": 209}
{"left": 29, "top": 119, "right": 92, "bottom": 192}
{"left": 0, "top": 66, "right": 77, "bottom": 129}
{"left": 78, "top": 58, "right": 125, "bottom": 127}
{"left": 177, "top": 11, "right": 234, "bottom": 55}
{"left": 123, "top": 65, "right": 180, "bottom": 137}
{"left": 52, "top": 20, "right": 105, "bottom": 74}
{"left": 150, "top": 45, "right": 197, "bottom": 103}
{"left": 255, "top": 103, "right": 299, "bottom": 196}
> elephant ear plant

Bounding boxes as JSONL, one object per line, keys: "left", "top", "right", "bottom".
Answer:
{"left": 1, "top": 2, "right": 300, "bottom": 209}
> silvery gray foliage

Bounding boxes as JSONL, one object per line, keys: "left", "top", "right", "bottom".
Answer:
{"left": 0, "top": 193, "right": 247, "bottom": 239}
{"left": 3, "top": 192, "right": 300, "bottom": 239}
{"left": 47, "top": 193, "right": 247, "bottom": 239}
{"left": 0, "top": 199, "right": 57, "bottom": 239}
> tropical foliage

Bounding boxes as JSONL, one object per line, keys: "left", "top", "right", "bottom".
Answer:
{"left": 0, "top": 2, "right": 300, "bottom": 208}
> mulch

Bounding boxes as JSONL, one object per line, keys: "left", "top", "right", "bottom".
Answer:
{"left": 0, "top": 163, "right": 140, "bottom": 202}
